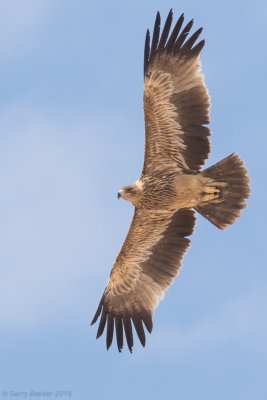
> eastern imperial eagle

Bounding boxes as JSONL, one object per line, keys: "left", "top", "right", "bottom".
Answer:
{"left": 91, "top": 10, "right": 250, "bottom": 352}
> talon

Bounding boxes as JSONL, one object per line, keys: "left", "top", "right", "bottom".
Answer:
{"left": 201, "top": 186, "right": 221, "bottom": 202}
{"left": 202, "top": 192, "right": 220, "bottom": 202}
{"left": 204, "top": 186, "right": 220, "bottom": 194}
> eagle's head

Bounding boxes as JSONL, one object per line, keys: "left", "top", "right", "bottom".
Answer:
{"left": 117, "top": 180, "right": 143, "bottom": 206}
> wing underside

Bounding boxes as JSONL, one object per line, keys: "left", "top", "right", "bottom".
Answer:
{"left": 91, "top": 208, "right": 196, "bottom": 352}
{"left": 142, "top": 10, "right": 211, "bottom": 175}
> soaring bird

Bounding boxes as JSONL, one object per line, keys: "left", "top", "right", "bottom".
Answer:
{"left": 91, "top": 10, "right": 250, "bottom": 352}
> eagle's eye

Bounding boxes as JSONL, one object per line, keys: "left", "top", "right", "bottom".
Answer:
{"left": 125, "top": 187, "right": 134, "bottom": 194}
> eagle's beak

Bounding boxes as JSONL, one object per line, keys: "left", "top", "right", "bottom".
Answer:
{"left": 117, "top": 191, "right": 122, "bottom": 199}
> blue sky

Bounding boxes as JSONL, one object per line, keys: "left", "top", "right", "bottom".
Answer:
{"left": 0, "top": 0, "right": 266, "bottom": 399}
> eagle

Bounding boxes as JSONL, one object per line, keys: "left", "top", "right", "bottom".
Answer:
{"left": 91, "top": 10, "right": 250, "bottom": 352}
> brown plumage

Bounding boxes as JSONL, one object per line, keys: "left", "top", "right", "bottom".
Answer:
{"left": 91, "top": 10, "right": 250, "bottom": 352}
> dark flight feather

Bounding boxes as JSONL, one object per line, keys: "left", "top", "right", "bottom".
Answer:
{"left": 115, "top": 316, "right": 123, "bottom": 352}
{"left": 174, "top": 19, "right": 194, "bottom": 52}
{"left": 166, "top": 13, "right": 184, "bottom": 51}
{"left": 150, "top": 11, "right": 161, "bottom": 58}
{"left": 132, "top": 315, "right": 146, "bottom": 347}
{"left": 123, "top": 314, "right": 134, "bottom": 353}
{"left": 144, "top": 29, "right": 150, "bottom": 76}
{"left": 158, "top": 9, "right": 173, "bottom": 50}
{"left": 106, "top": 313, "right": 114, "bottom": 350}
{"left": 180, "top": 27, "right": 203, "bottom": 53}
{"left": 190, "top": 39, "right": 205, "bottom": 57}
{"left": 96, "top": 305, "right": 107, "bottom": 339}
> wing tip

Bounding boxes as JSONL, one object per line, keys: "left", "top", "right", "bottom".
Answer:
{"left": 91, "top": 300, "right": 103, "bottom": 325}
{"left": 96, "top": 330, "right": 102, "bottom": 339}
{"left": 144, "top": 10, "right": 205, "bottom": 74}
{"left": 92, "top": 303, "right": 154, "bottom": 352}
{"left": 191, "top": 39, "right": 205, "bottom": 57}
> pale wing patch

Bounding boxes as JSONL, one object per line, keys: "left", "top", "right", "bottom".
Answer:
{"left": 105, "top": 272, "right": 164, "bottom": 314}
{"left": 148, "top": 54, "right": 206, "bottom": 94}
{"left": 106, "top": 262, "right": 142, "bottom": 296}
{"left": 173, "top": 58, "right": 205, "bottom": 93}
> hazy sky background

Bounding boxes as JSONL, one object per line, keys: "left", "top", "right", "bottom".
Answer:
{"left": 0, "top": 0, "right": 266, "bottom": 399}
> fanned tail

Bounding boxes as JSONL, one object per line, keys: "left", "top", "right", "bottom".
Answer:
{"left": 195, "top": 153, "right": 250, "bottom": 229}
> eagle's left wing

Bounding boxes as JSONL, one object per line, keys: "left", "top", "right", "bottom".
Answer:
{"left": 91, "top": 208, "right": 195, "bottom": 352}
{"left": 142, "top": 10, "right": 211, "bottom": 175}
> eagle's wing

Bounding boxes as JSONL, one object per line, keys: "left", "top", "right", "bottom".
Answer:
{"left": 91, "top": 208, "right": 196, "bottom": 352}
{"left": 142, "top": 10, "right": 211, "bottom": 175}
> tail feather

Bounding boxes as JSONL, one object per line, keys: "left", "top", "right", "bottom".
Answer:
{"left": 195, "top": 153, "right": 250, "bottom": 229}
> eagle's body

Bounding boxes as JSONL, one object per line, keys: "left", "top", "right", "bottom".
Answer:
{"left": 120, "top": 173, "right": 219, "bottom": 210}
{"left": 91, "top": 10, "right": 250, "bottom": 352}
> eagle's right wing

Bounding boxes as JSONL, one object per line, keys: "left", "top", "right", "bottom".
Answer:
{"left": 142, "top": 10, "right": 211, "bottom": 175}
{"left": 91, "top": 207, "right": 195, "bottom": 352}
